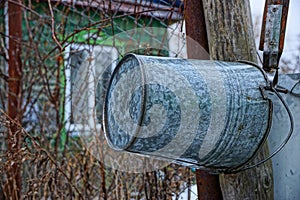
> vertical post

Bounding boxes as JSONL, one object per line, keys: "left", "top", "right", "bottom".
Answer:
{"left": 202, "top": 0, "right": 274, "bottom": 199}
{"left": 185, "top": 0, "right": 223, "bottom": 199}
{"left": 6, "top": 0, "right": 23, "bottom": 199}
{"left": 185, "top": 0, "right": 209, "bottom": 59}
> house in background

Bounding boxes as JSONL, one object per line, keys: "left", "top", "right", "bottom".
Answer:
{"left": 0, "top": 0, "right": 185, "bottom": 139}
{"left": 59, "top": 0, "right": 185, "bottom": 136}
{"left": 0, "top": 2, "right": 196, "bottom": 199}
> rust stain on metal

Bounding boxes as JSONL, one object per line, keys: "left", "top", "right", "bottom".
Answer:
{"left": 7, "top": 1, "right": 23, "bottom": 199}
{"left": 185, "top": 0, "right": 223, "bottom": 199}
{"left": 259, "top": 0, "right": 289, "bottom": 55}
{"left": 196, "top": 170, "right": 223, "bottom": 200}
{"left": 185, "top": 0, "right": 210, "bottom": 59}
{"left": 279, "top": 0, "right": 289, "bottom": 51}
{"left": 259, "top": 0, "right": 289, "bottom": 73}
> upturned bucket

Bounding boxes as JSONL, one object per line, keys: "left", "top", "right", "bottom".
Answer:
{"left": 103, "top": 54, "right": 272, "bottom": 173}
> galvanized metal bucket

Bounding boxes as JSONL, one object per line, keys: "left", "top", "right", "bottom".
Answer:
{"left": 103, "top": 54, "right": 272, "bottom": 172}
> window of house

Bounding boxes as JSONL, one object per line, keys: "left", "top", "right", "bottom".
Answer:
{"left": 64, "top": 44, "right": 118, "bottom": 135}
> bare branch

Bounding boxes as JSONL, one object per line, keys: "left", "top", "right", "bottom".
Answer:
{"left": 47, "top": 0, "right": 63, "bottom": 52}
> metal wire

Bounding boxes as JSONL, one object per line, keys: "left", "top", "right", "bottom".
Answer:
{"left": 290, "top": 80, "right": 300, "bottom": 97}
{"left": 227, "top": 60, "right": 295, "bottom": 173}
{"left": 233, "top": 84, "right": 295, "bottom": 173}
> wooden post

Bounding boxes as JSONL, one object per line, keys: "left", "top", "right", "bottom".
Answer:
{"left": 202, "top": 0, "right": 274, "bottom": 199}
{"left": 6, "top": 0, "right": 23, "bottom": 199}
{"left": 185, "top": 0, "right": 223, "bottom": 199}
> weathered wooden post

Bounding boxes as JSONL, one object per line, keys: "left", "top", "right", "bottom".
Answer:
{"left": 201, "top": 0, "right": 274, "bottom": 199}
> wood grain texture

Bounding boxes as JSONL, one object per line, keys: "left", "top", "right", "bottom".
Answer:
{"left": 203, "top": 0, "right": 257, "bottom": 62}
{"left": 202, "top": 0, "right": 274, "bottom": 199}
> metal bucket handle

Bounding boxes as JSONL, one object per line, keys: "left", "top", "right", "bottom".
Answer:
{"left": 290, "top": 80, "right": 300, "bottom": 97}
{"left": 225, "top": 60, "right": 295, "bottom": 174}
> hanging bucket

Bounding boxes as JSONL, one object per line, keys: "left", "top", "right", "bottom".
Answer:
{"left": 103, "top": 54, "right": 272, "bottom": 173}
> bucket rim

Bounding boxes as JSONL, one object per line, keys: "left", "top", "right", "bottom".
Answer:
{"left": 103, "top": 53, "right": 146, "bottom": 151}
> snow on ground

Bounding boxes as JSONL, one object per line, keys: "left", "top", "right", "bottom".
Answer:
{"left": 172, "top": 185, "right": 198, "bottom": 200}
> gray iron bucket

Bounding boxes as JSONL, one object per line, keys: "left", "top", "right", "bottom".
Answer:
{"left": 103, "top": 54, "right": 272, "bottom": 172}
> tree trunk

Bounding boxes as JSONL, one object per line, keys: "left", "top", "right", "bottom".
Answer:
{"left": 202, "top": 0, "right": 274, "bottom": 199}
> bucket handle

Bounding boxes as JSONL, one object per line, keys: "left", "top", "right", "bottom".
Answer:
{"left": 228, "top": 83, "right": 295, "bottom": 173}
{"left": 290, "top": 80, "right": 300, "bottom": 97}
